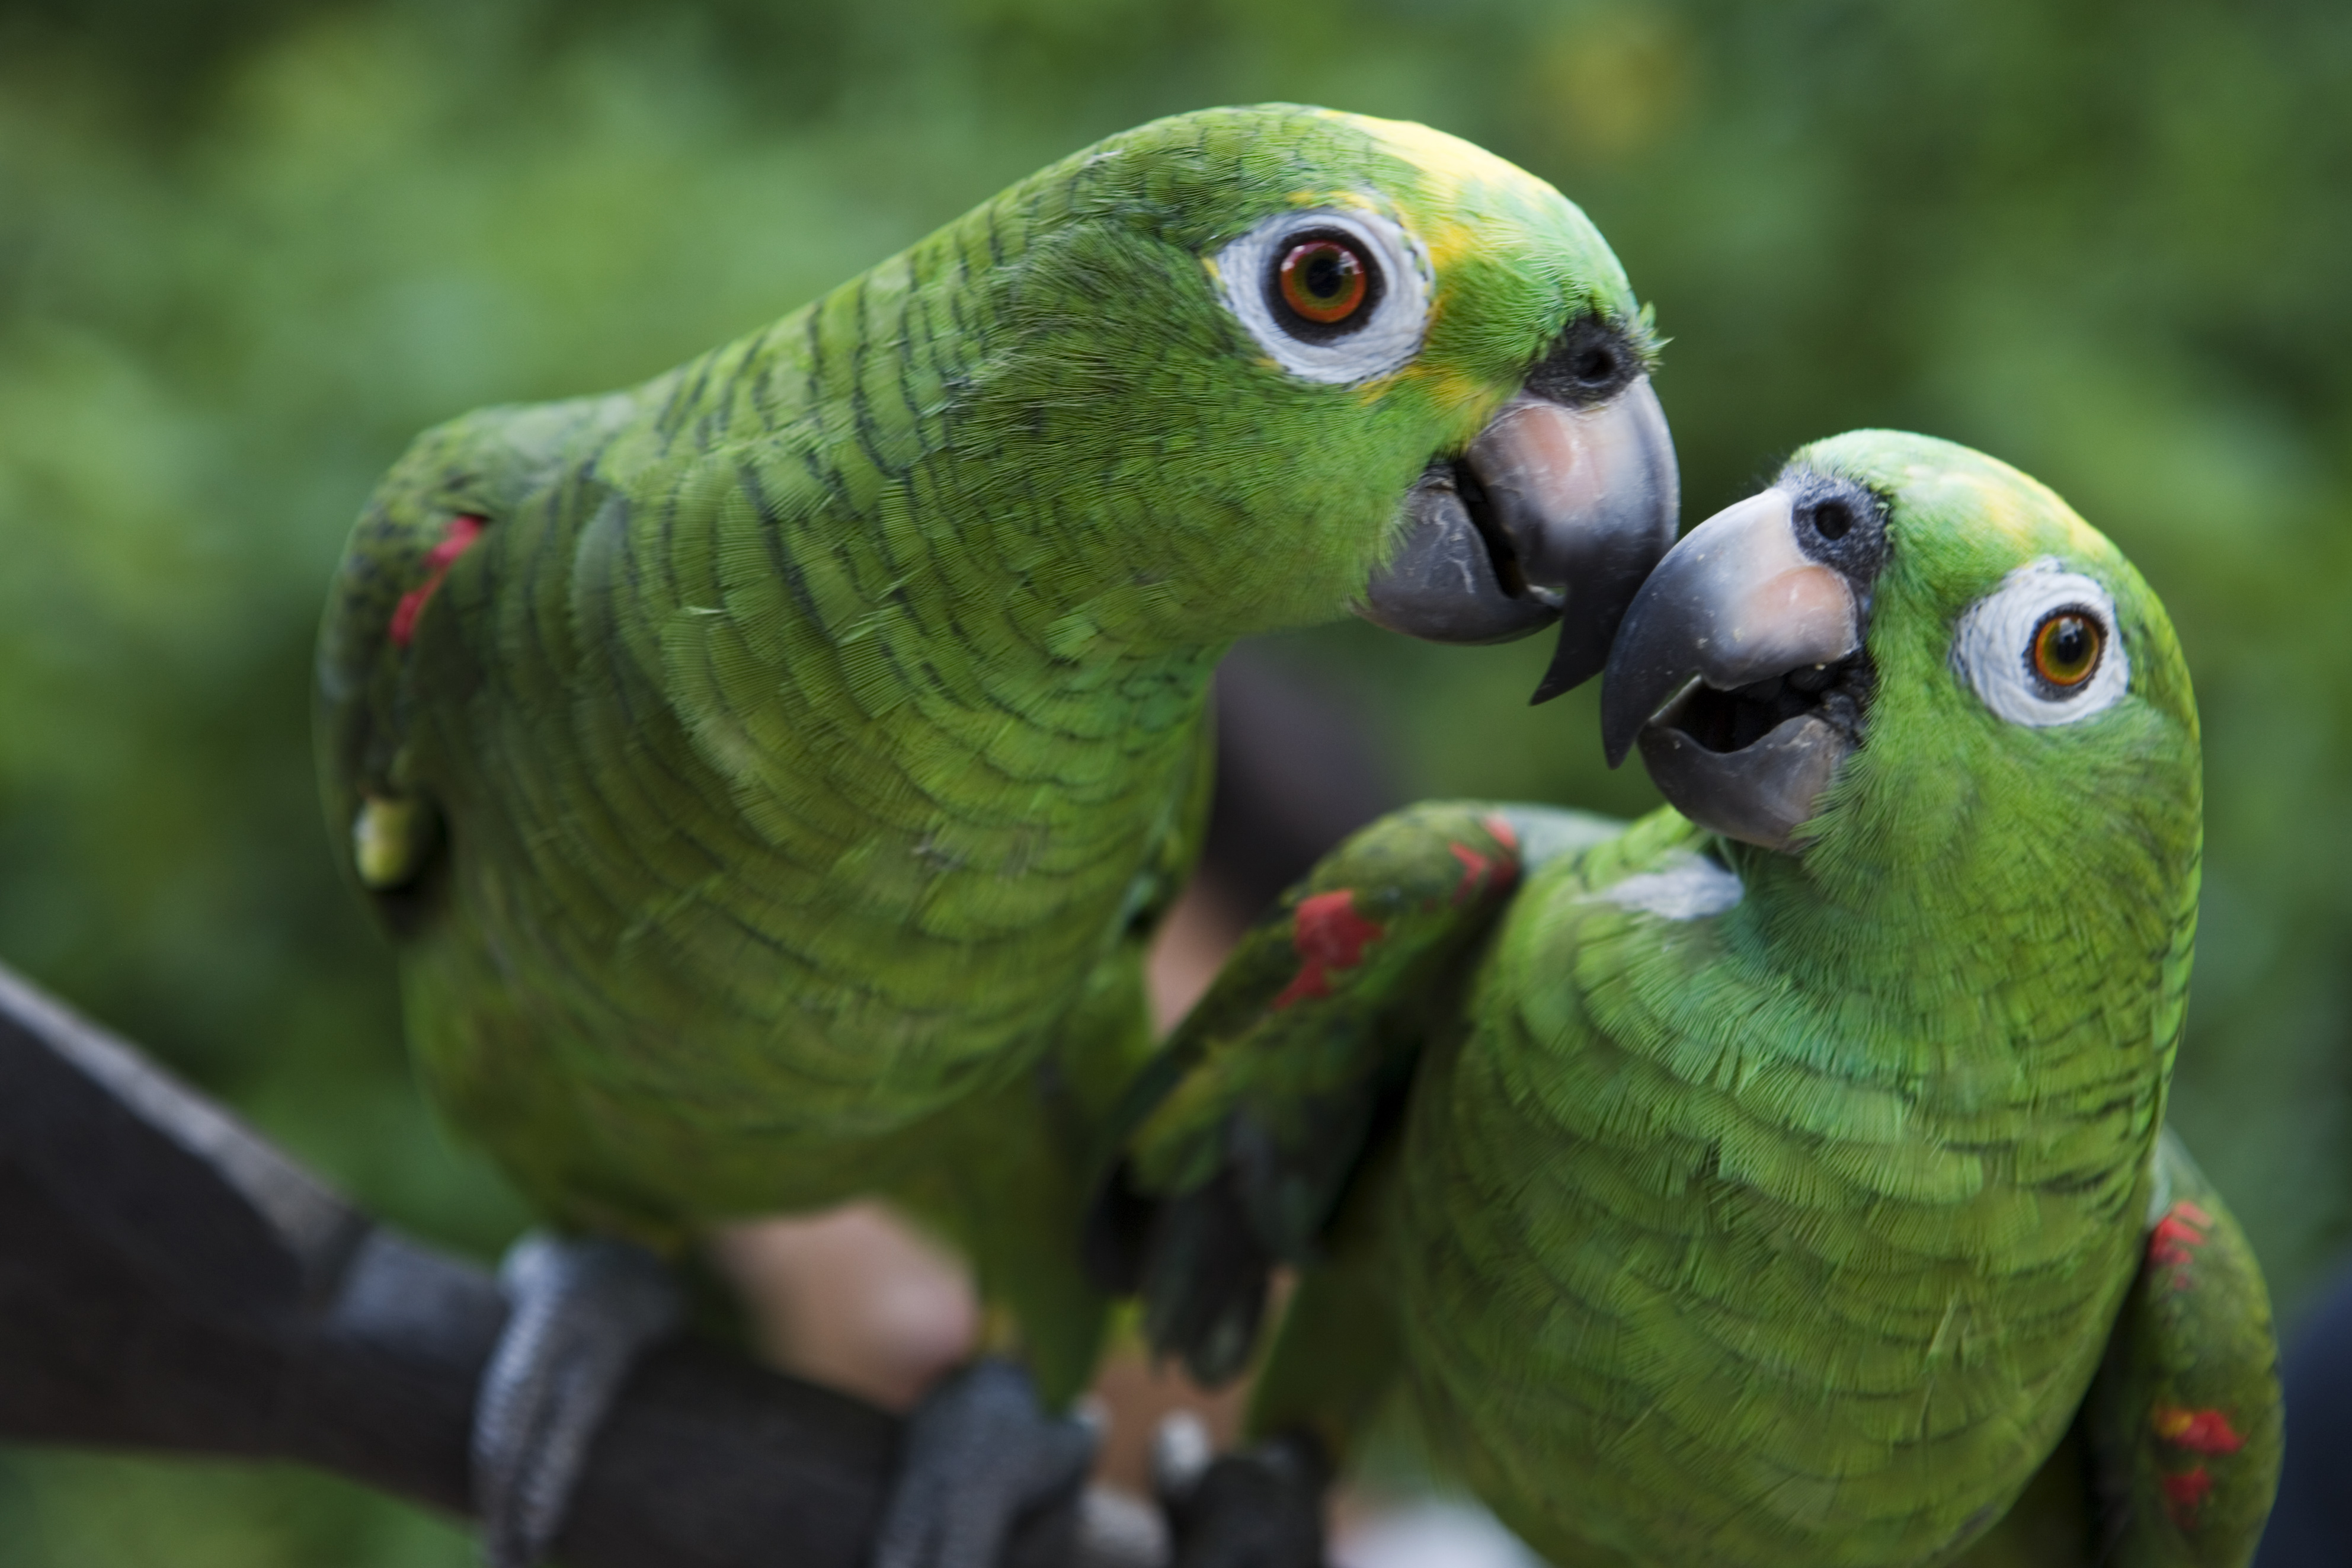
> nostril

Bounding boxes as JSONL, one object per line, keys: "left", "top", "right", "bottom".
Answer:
{"left": 1525, "top": 318, "right": 1636, "bottom": 406}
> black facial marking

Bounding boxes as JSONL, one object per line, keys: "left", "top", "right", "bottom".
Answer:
{"left": 1778, "top": 467, "right": 1890, "bottom": 589}
{"left": 1523, "top": 315, "right": 1643, "bottom": 408}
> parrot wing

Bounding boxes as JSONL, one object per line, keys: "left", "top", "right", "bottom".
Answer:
{"left": 315, "top": 393, "right": 639, "bottom": 903}
{"left": 2081, "top": 1128, "right": 2282, "bottom": 1566}
{"left": 1087, "top": 801, "right": 1619, "bottom": 1387}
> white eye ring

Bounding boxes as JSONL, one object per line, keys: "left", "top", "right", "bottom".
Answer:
{"left": 1950, "top": 558, "right": 2130, "bottom": 727}
{"left": 1212, "top": 207, "right": 1432, "bottom": 385}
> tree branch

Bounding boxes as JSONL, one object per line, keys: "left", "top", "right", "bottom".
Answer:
{"left": 0, "top": 961, "right": 1154, "bottom": 1567}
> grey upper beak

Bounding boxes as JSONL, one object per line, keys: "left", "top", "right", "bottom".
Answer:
{"left": 1359, "top": 375, "right": 1678, "bottom": 697}
{"left": 1598, "top": 485, "right": 1869, "bottom": 851}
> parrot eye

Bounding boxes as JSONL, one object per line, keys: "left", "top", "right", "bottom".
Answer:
{"left": 1274, "top": 233, "right": 1375, "bottom": 329}
{"left": 1951, "top": 559, "right": 2130, "bottom": 727}
{"left": 1214, "top": 207, "right": 1432, "bottom": 385}
{"left": 2031, "top": 612, "right": 2102, "bottom": 689}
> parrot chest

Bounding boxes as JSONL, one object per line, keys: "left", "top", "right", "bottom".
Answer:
{"left": 1397, "top": 994, "right": 2158, "bottom": 1568}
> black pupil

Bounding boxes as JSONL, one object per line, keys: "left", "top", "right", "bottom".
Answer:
{"left": 1573, "top": 347, "right": 1615, "bottom": 383}
{"left": 1813, "top": 500, "right": 1853, "bottom": 540}
{"left": 2050, "top": 617, "right": 2091, "bottom": 667}
{"left": 1302, "top": 248, "right": 1348, "bottom": 299}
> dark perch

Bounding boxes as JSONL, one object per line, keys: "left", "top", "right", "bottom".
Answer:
{"left": 0, "top": 961, "right": 1143, "bottom": 1568}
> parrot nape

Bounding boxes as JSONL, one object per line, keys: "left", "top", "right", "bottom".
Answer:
{"left": 315, "top": 103, "right": 1678, "bottom": 1568}
{"left": 1096, "top": 431, "right": 2280, "bottom": 1568}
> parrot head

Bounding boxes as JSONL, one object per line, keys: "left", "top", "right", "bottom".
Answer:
{"left": 1601, "top": 431, "right": 2197, "bottom": 882}
{"left": 951, "top": 104, "right": 1676, "bottom": 696}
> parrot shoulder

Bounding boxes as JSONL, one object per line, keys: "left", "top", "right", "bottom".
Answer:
{"left": 2075, "top": 1128, "right": 2282, "bottom": 1566}
{"left": 1089, "top": 801, "right": 1616, "bottom": 1387}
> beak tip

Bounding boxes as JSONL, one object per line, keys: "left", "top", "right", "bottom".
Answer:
{"left": 1529, "top": 616, "right": 1617, "bottom": 708}
{"left": 1599, "top": 705, "right": 1644, "bottom": 766}
{"left": 1597, "top": 677, "right": 1649, "bottom": 769}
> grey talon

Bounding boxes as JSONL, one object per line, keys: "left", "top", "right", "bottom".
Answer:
{"left": 873, "top": 1358, "right": 1099, "bottom": 1568}
{"left": 473, "top": 1233, "right": 683, "bottom": 1568}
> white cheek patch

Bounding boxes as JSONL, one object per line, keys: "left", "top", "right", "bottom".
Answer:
{"left": 1213, "top": 207, "right": 1433, "bottom": 385}
{"left": 1950, "top": 558, "right": 2130, "bottom": 728}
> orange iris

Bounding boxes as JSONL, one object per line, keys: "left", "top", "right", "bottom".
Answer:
{"left": 1279, "top": 239, "right": 1369, "bottom": 324}
{"left": 2033, "top": 611, "right": 2102, "bottom": 686}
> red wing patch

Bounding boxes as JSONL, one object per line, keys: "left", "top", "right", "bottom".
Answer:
{"left": 1448, "top": 817, "right": 1524, "bottom": 904}
{"left": 2151, "top": 1404, "right": 2245, "bottom": 1455}
{"left": 389, "top": 514, "right": 487, "bottom": 647}
{"left": 1448, "top": 843, "right": 1495, "bottom": 903}
{"left": 2159, "top": 1466, "right": 2213, "bottom": 1528}
{"left": 1272, "top": 890, "right": 1384, "bottom": 1010}
{"left": 2148, "top": 1201, "right": 2215, "bottom": 1289}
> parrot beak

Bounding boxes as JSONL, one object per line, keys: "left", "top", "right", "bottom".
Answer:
{"left": 1359, "top": 373, "right": 1679, "bottom": 699}
{"left": 1598, "top": 485, "right": 1873, "bottom": 852}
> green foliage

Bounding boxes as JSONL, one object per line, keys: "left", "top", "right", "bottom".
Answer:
{"left": 0, "top": 1451, "right": 471, "bottom": 1568}
{"left": 1, "top": 0, "right": 2346, "bottom": 1557}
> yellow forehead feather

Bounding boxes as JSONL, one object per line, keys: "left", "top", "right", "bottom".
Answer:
{"left": 1912, "top": 462, "right": 2108, "bottom": 559}
{"left": 1326, "top": 110, "right": 1540, "bottom": 205}
{"left": 1321, "top": 110, "right": 1559, "bottom": 274}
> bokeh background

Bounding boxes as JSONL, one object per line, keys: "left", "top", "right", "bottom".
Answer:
{"left": 3, "top": 0, "right": 2350, "bottom": 1560}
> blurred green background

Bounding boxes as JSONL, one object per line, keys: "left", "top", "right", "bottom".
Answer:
{"left": 2, "top": 0, "right": 2348, "bottom": 1559}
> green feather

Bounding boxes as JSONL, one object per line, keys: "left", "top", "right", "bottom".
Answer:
{"left": 315, "top": 104, "right": 1643, "bottom": 1400}
{"left": 1113, "top": 433, "right": 2277, "bottom": 1563}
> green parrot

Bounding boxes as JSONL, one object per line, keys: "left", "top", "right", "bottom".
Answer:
{"left": 1097, "top": 432, "right": 2280, "bottom": 1567}
{"left": 315, "top": 104, "right": 1678, "bottom": 1567}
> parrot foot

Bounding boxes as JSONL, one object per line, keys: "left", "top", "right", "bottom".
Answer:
{"left": 871, "top": 1358, "right": 1099, "bottom": 1568}
{"left": 472, "top": 1232, "right": 683, "bottom": 1568}
{"left": 1154, "top": 1415, "right": 1329, "bottom": 1568}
